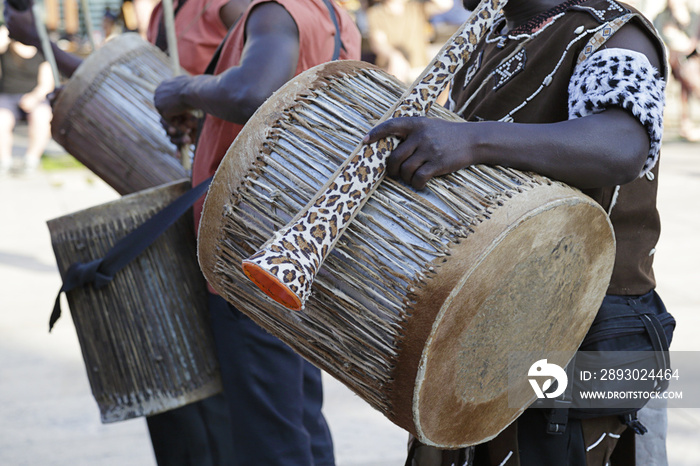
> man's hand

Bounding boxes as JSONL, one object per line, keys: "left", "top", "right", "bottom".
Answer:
{"left": 3, "top": 0, "right": 41, "bottom": 48}
{"left": 154, "top": 75, "right": 196, "bottom": 123}
{"left": 160, "top": 115, "right": 199, "bottom": 146}
{"left": 363, "top": 117, "right": 475, "bottom": 189}
{"left": 47, "top": 86, "right": 64, "bottom": 108}
{"left": 154, "top": 76, "right": 207, "bottom": 146}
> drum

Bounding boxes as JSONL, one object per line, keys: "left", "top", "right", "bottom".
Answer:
{"left": 198, "top": 61, "right": 616, "bottom": 447}
{"left": 51, "top": 33, "right": 188, "bottom": 195}
{"left": 48, "top": 180, "right": 221, "bottom": 423}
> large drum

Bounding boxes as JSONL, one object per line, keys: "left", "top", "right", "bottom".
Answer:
{"left": 48, "top": 180, "right": 221, "bottom": 423}
{"left": 198, "top": 61, "right": 616, "bottom": 447}
{"left": 51, "top": 33, "right": 188, "bottom": 195}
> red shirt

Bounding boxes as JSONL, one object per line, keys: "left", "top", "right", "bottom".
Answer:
{"left": 146, "top": 0, "right": 231, "bottom": 75}
{"left": 192, "top": 0, "right": 361, "bottom": 232}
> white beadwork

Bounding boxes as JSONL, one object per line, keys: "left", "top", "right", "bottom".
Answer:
{"left": 493, "top": 49, "right": 527, "bottom": 90}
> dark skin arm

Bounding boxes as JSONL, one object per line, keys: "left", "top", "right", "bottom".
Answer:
{"left": 363, "top": 23, "right": 664, "bottom": 190}
{"left": 157, "top": 0, "right": 251, "bottom": 145}
{"left": 4, "top": 0, "right": 249, "bottom": 79}
{"left": 219, "top": 0, "right": 250, "bottom": 28}
{"left": 3, "top": 1, "right": 83, "bottom": 77}
{"left": 154, "top": 1, "right": 299, "bottom": 130}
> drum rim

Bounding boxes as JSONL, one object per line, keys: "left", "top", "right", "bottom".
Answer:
{"left": 394, "top": 184, "right": 615, "bottom": 447}
{"left": 47, "top": 178, "right": 191, "bottom": 230}
{"left": 51, "top": 33, "right": 170, "bottom": 143}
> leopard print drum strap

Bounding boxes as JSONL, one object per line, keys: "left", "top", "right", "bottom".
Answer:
{"left": 242, "top": 0, "right": 509, "bottom": 310}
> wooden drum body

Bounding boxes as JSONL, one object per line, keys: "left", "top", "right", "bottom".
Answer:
{"left": 48, "top": 180, "right": 221, "bottom": 423}
{"left": 51, "top": 33, "right": 187, "bottom": 195}
{"left": 198, "top": 61, "right": 615, "bottom": 447}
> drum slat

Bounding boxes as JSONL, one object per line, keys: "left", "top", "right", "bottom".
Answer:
{"left": 51, "top": 34, "right": 187, "bottom": 195}
{"left": 275, "top": 125, "right": 344, "bottom": 173}
{"left": 49, "top": 181, "right": 221, "bottom": 422}
{"left": 299, "top": 98, "right": 368, "bottom": 138}
{"left": 328, "top": 243, "right": 410, "bottom": 310}
{"left": 265, "top": 146, "right": 334, "bottom": 198}
{"left": 289, "top": 109, "right": 363, "bottom": 155}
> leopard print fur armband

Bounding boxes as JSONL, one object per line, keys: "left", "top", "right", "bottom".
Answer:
{"left": 568, "top": 48, "right": 665, "bottom": 176}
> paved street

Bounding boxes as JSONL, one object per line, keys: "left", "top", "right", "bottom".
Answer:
{"left": 1, "top": 123, "right": 698, "bottom": 465}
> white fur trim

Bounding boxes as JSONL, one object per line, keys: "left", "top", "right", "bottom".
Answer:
{"left": 568, "top": 48, "right": 666, "bottom": 176}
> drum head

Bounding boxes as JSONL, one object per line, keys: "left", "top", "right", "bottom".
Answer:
{"left": 399, "top": 183, "right": 615, "bottom": 447}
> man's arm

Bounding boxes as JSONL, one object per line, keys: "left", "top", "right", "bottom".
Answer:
{"left": 364, "top": 23, "right": 665, "bottom": 191}
{"left": 3, "top": 2, "right": 83, "bottom": 77}
{"left": 0, "top": 25, "right": 10, "bottom": 53}
{"left": 218, "top": 0, "right": 250, "bottom": 29}
{"left": 154, "top": 1, "right": 299, "bottom": 126}
{"left": 364, "top": 109, "right": 650, "bottom": 190}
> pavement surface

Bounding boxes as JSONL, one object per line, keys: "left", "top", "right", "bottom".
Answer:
{"left": 1, "top": 118, "right": 699, "bottom": 465}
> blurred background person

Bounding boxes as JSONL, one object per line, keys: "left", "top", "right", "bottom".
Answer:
{"left": 98, "top": 7, "right": 120, "bottom": 45}
{"left": 121, "top": 0, "right": 159, "bottom": 39}
{"left": 655, "top": 0, "right": 700, "bottom": 140}
{"left": 0, "top": 24, "right": 53, "bottom": 175}
{"left": 337, "top": 0, "right": 374, "bottom": 61}
{"left": 43, "top": 0, "right": 79, "bottom": 47}
{"left": 428, "top": 0, "right": 469, "bottom": 54}
{"left": 366, "top": 0, "right": 451, "bottom": 84}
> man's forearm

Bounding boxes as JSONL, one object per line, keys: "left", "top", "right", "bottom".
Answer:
{"left": 179, "top": 73, "right": 260, "bottom": 124}
{"left": 472, "top": 110, "right": 650, "bottom": 189}
{"left": 45, "top": 41, "right": 82, "bottom": 78}
{"left": 366, "top": 108, "right": 652, "bottom": 191}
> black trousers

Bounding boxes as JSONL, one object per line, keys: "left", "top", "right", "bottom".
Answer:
{"left": 207, "top": 293, "right": 335, "bottom": 466}
{"left": 146, "top": 393, "right": 234, "bottom": 466}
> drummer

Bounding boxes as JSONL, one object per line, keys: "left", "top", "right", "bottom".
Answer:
{"left": 3, "top": 0, "right": 250, "bottom": 465}
{"left": 363, "top": 0, "right": 670, "bottom": 465}
{"left": 153, "top": 0, "right": 360, "bottom": 464}
{"left": 155, "top": 0, "right": 360, "bottom": 466}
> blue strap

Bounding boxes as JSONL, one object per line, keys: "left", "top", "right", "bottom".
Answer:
{"left": 321, "top": 0, "right": 343, "bottom": 61}
{"left": 49, "top": 176, "right": 213, "bottom": 331}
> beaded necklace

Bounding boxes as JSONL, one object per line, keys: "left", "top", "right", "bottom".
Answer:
{"left": 507, "top": 0, "right": 588, "bottom": 35}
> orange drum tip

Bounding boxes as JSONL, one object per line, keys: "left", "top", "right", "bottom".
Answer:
{"left": 242, "top": 261, "right": 303, "bottom": 311}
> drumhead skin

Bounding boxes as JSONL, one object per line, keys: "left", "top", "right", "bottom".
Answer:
{"left": 198, "top": 60, "right": 615, "bottom": 448}
{"left": 402, "top": 183, "right": 615, "bottom": 446}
